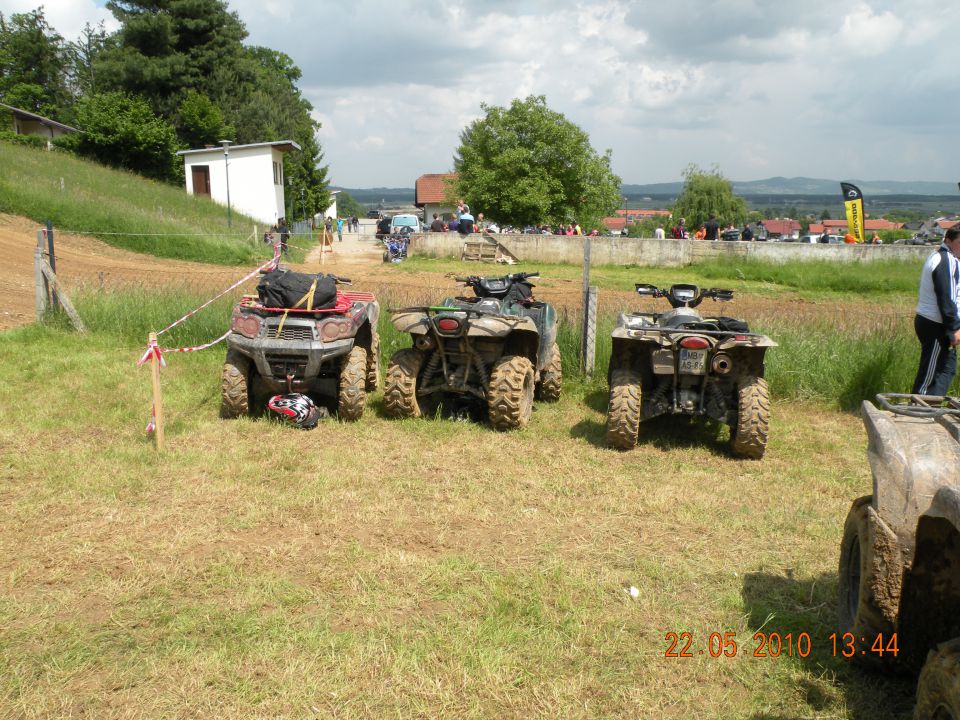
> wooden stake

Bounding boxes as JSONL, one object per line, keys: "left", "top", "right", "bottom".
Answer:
{"left": 34, "top": 231, "right": 47, "bottom": 321}
{"left": 149, "top": 331, "right": 165, "bottom": 450}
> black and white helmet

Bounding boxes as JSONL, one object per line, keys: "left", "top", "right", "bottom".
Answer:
{"left": 267, "top": 393, "right": 320, "bottom": 429}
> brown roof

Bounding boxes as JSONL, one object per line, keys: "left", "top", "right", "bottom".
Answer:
{"left": 815, "top": 219, "right": 903, "bottom": 233}
{"left": 603, "top": 217, "right": 626, "bottom": 231}
{"left": 938, "top": 219, "right": 960, "bottom": 230}
{"left": 415, "top": 173, "right": 457, "bottom": 205}
{"left": 760, "top": 219, "right": 801, "bottom": 235}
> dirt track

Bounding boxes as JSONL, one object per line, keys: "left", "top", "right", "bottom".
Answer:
{"left": 0, "top": 212, "right": 904, "bottom": 333}
{"left": 0, "top": 215, "right": 403, "bottom": 331}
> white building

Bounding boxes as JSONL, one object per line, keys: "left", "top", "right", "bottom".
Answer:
{"left": 176, "top": 140, "right": 300, "bottom": 225}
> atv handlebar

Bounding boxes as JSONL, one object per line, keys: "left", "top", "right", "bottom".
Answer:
{"left": 455, "top": 271, "right": 540, "bottom": 284}
{"left": 635, "top": 283, "right": 734, "bottom": 308}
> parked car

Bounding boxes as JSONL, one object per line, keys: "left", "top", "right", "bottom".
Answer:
{"left": 390, "top": 214, "right": 422, "bottom": 234}
{"left": 796, "top": 234, "right": 842, "bottom": 244}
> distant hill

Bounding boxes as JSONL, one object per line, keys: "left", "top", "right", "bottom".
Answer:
{"left": 335, "top": 187, "right": 415, "bottom": 206}
{"left": 342, "top": 178, "right": 958, "bottom": 206}
{"left": 622, "top": 177, "right": 959, "bottom": 197}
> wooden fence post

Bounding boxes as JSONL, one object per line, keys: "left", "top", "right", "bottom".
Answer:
{"left": 149, "top": 331, "right": 165, "bottom": 450}
{"left": 34, "top": 230, "right": 48, "bottom": 321}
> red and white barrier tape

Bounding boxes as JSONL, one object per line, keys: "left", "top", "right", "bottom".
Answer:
{"left": 155, "top": 243, "right": 280, "bottom": 337}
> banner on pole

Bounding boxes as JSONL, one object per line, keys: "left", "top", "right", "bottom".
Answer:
{"left": 840, "top": 182, "right": 865, "bottom": 244}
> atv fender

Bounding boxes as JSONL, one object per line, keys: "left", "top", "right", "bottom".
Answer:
{"left": 392, "top": 311, "right": 431, "bottom": 335}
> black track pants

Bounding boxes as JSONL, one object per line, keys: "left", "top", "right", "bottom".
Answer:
{"left": 912, "top": 314, "right": 957, "bottom": 396}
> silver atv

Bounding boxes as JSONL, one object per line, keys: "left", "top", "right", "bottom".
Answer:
{"left": 384, "top": 271, "right": 561, "bottom": 430}
{"left": 606, "top": 283, "right": 776, "bottom": 458}
{"left": 837, "top": 394, "right": 960, "bottom": 718}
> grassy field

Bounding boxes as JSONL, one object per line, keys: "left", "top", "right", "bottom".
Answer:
{"left": 0, "top": 141, "right": 294, "bottom": 265}
{"left": 0, "top": 267, "right": 937, "bottom": 718}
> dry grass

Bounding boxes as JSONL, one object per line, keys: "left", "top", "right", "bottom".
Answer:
{"left": 0, "top": 321, "right": 918, "bottom": 719}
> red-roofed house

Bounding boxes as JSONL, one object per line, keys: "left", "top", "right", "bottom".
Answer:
{"left": 615, "top": 208, "right": 671, "bottom": 223}
{"left": 760, "top": 218, "right": 801, "bottom": 240}
{"left": 415, "top": 173, "right": 457, "bottom": 223}
{"left": 938, "top": 219, "right": 960, "bottom": 230}
{"left": 812, "top": 218, "right": 904, "bottom": 234}
{"left": 602, "top": 217, "right": 627, "bottom": 233}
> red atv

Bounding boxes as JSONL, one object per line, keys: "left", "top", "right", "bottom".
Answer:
{"left": 220, "top": 270, "right": 380, "bottom": 422}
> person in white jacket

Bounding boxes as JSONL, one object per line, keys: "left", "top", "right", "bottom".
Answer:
{"left": 912, "top": 227, "right": 960, "bottom": 395}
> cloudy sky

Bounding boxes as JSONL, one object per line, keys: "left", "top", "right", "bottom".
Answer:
{"left": 5, "top": 0, "right": 959, "bottom": 188}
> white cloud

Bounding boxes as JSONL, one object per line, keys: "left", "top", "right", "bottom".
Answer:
{"left": 9, "top": 0, "right": 951, "bottom": 186}
{"left": 0, "top": 0, "right": 118, "bottom": 41}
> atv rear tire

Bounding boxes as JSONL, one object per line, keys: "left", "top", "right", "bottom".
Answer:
{"left": 220, "top": 350, "right": 251, "bottom": 418}
{"left": 729, "top": 376, "right": 770, "bottom": 459}
{"left": 915, "top": 638, "right": 960, "bottom": 720}
{"left": 384, "top": 348, "right": 426, "bottom": 419}
{"left": 338, "top": 346, "right": 367, "bottom": 422}
{"left": 535, "top": 342, "right": 562, "bottom": 402}
{"left": 606, "top": 367, "right": 641, "bottom": 450}
{"left": 838, "top": 495, "right": 903, "bottom": 671}
{"left": 487, "top": 355, "right": 535, "bottom": 431}
{"left": 365, "top": 333, "right": 380, "bottom": 392}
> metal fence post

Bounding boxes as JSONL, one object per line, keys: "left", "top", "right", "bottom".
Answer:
{"left": 580, "top": 235, "right": 595, "bottom": 374}
{"left": 583, "top": 286, "right": 598, "bottom": 377}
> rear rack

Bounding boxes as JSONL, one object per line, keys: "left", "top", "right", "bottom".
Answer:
{"left": 240, "top": 290, "right": 375, "bottom": 315}
{"left": 875, "top": 393, "right": 960, "bottom": 418}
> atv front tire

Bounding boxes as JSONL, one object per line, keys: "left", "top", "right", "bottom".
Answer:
{"left": 384, "top": 348, "right": 426, "bottom": 419}
{"left": 365, "top": 333, "right": 381, "bottom": 392}
{"left": 487, "top": 355, "right": 535, "bottom": 431}
{"left": 729, "top": 376, "right": 770, "bottom": 459}
{"left": 535, "top": 342, "right": 562, "bottom": 402}
{"left": 838, "top": 495, "right": 903, "bottom": 671}
{"left": 914, "top": 638, "right": 960, "bottom": 720}
{"left": 606, "top": 368, "right": 641, "bottom": 450}
{"left": 338, "top": 346, "right": 367, "bottom": 422}
{"left": 220, "top": 350, "right": 251, "bottom": 418}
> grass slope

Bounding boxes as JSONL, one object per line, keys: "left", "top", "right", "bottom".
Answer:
{"left": 0, "top": 141, "right": 283, "bottom": 265}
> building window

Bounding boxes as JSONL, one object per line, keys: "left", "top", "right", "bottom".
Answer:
{"left": 273, "top": 161, "right": 283, "bottom": 186}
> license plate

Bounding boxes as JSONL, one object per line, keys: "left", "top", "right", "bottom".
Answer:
{"left": 678, "top": 348, "right": 707, "bottom": 375}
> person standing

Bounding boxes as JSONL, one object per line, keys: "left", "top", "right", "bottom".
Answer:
{"left": 336, "top": 217, "right": 344, "bottom": 242}
{"left": 447, "top": 214, "right": 459, "bottom": 233}
{"left": 458, "top": 205, "right": 475, "bottom": 234}
{"left": 430, "top": 213, "right": 446, "bottom": 232}
{"left": 704, "top": 214, "right": 720, "bottom": 242}
{"left": 741, "top": 224, "right": 754, "bottom": 242}
{"left": 278, "top": 217, "right": 289, "bottom": 255}
{"left": 912, "top": 227, "right": 960, "bottom": 396}
{"left": 654, "top": 226, "right": 665, "bottom": 239}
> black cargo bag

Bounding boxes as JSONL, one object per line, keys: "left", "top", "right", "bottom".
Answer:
{"left": 716, "top": 316, "right": 750, "bottom": 333}
{"left": 257, "top": 269, "right": 338, "bottom": 310}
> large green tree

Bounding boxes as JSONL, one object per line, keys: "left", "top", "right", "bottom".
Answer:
{"left": 671, "top": 165, "right": 747, "bottom": 230}
{"left": 213, "top": 46, "right": 329, "bottom": 219}
{"left": 96, "top": 0, "right": 246, "bottom": 118}
{"left": 0, "top": 8, "right": 71, "bottom": 119}
{"left": 453, "top": 95, "right": 621, "bottom": 228}
{"left": 59, "top": 91, "right": 180, "bottom": 181}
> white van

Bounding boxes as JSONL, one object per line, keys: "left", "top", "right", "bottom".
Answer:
{"left": 389, "top": 214, "right": 422, "bottom": 234}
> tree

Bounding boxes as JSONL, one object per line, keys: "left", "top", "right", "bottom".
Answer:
{"left": 96, "top": 0, "right": 247, "bottom": 118}
{"left": 0, "top": 9, "right": 71, "bottom": 119}
{"left": 65, "top": 22, "right": 111, "bottom": 97}
{"left": 671, "top": 165, "right": 747, "bottom": 230}
{"left": 453, "top": 95, "right": 621, "bottom": 228}
{"left": 336, "top": 190, "right": 365, "bottom": 219}
{"left": 59, "top": 91, "right": 180, "bottom": 182}
{"left": 176, "top": 90, "right": 234, "bottom": 148}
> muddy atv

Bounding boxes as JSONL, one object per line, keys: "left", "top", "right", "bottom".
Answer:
{"left": 837, "top": 394, "right": 960, "bottom": 718}
{"left": 384, "top": 271, "right": 561, "bottom": 430}
{"left": 605, "top": 283, "right": 776, "bottom": 458}
{"left": 220, "top": 270, "right": 380, "bottom": 422}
